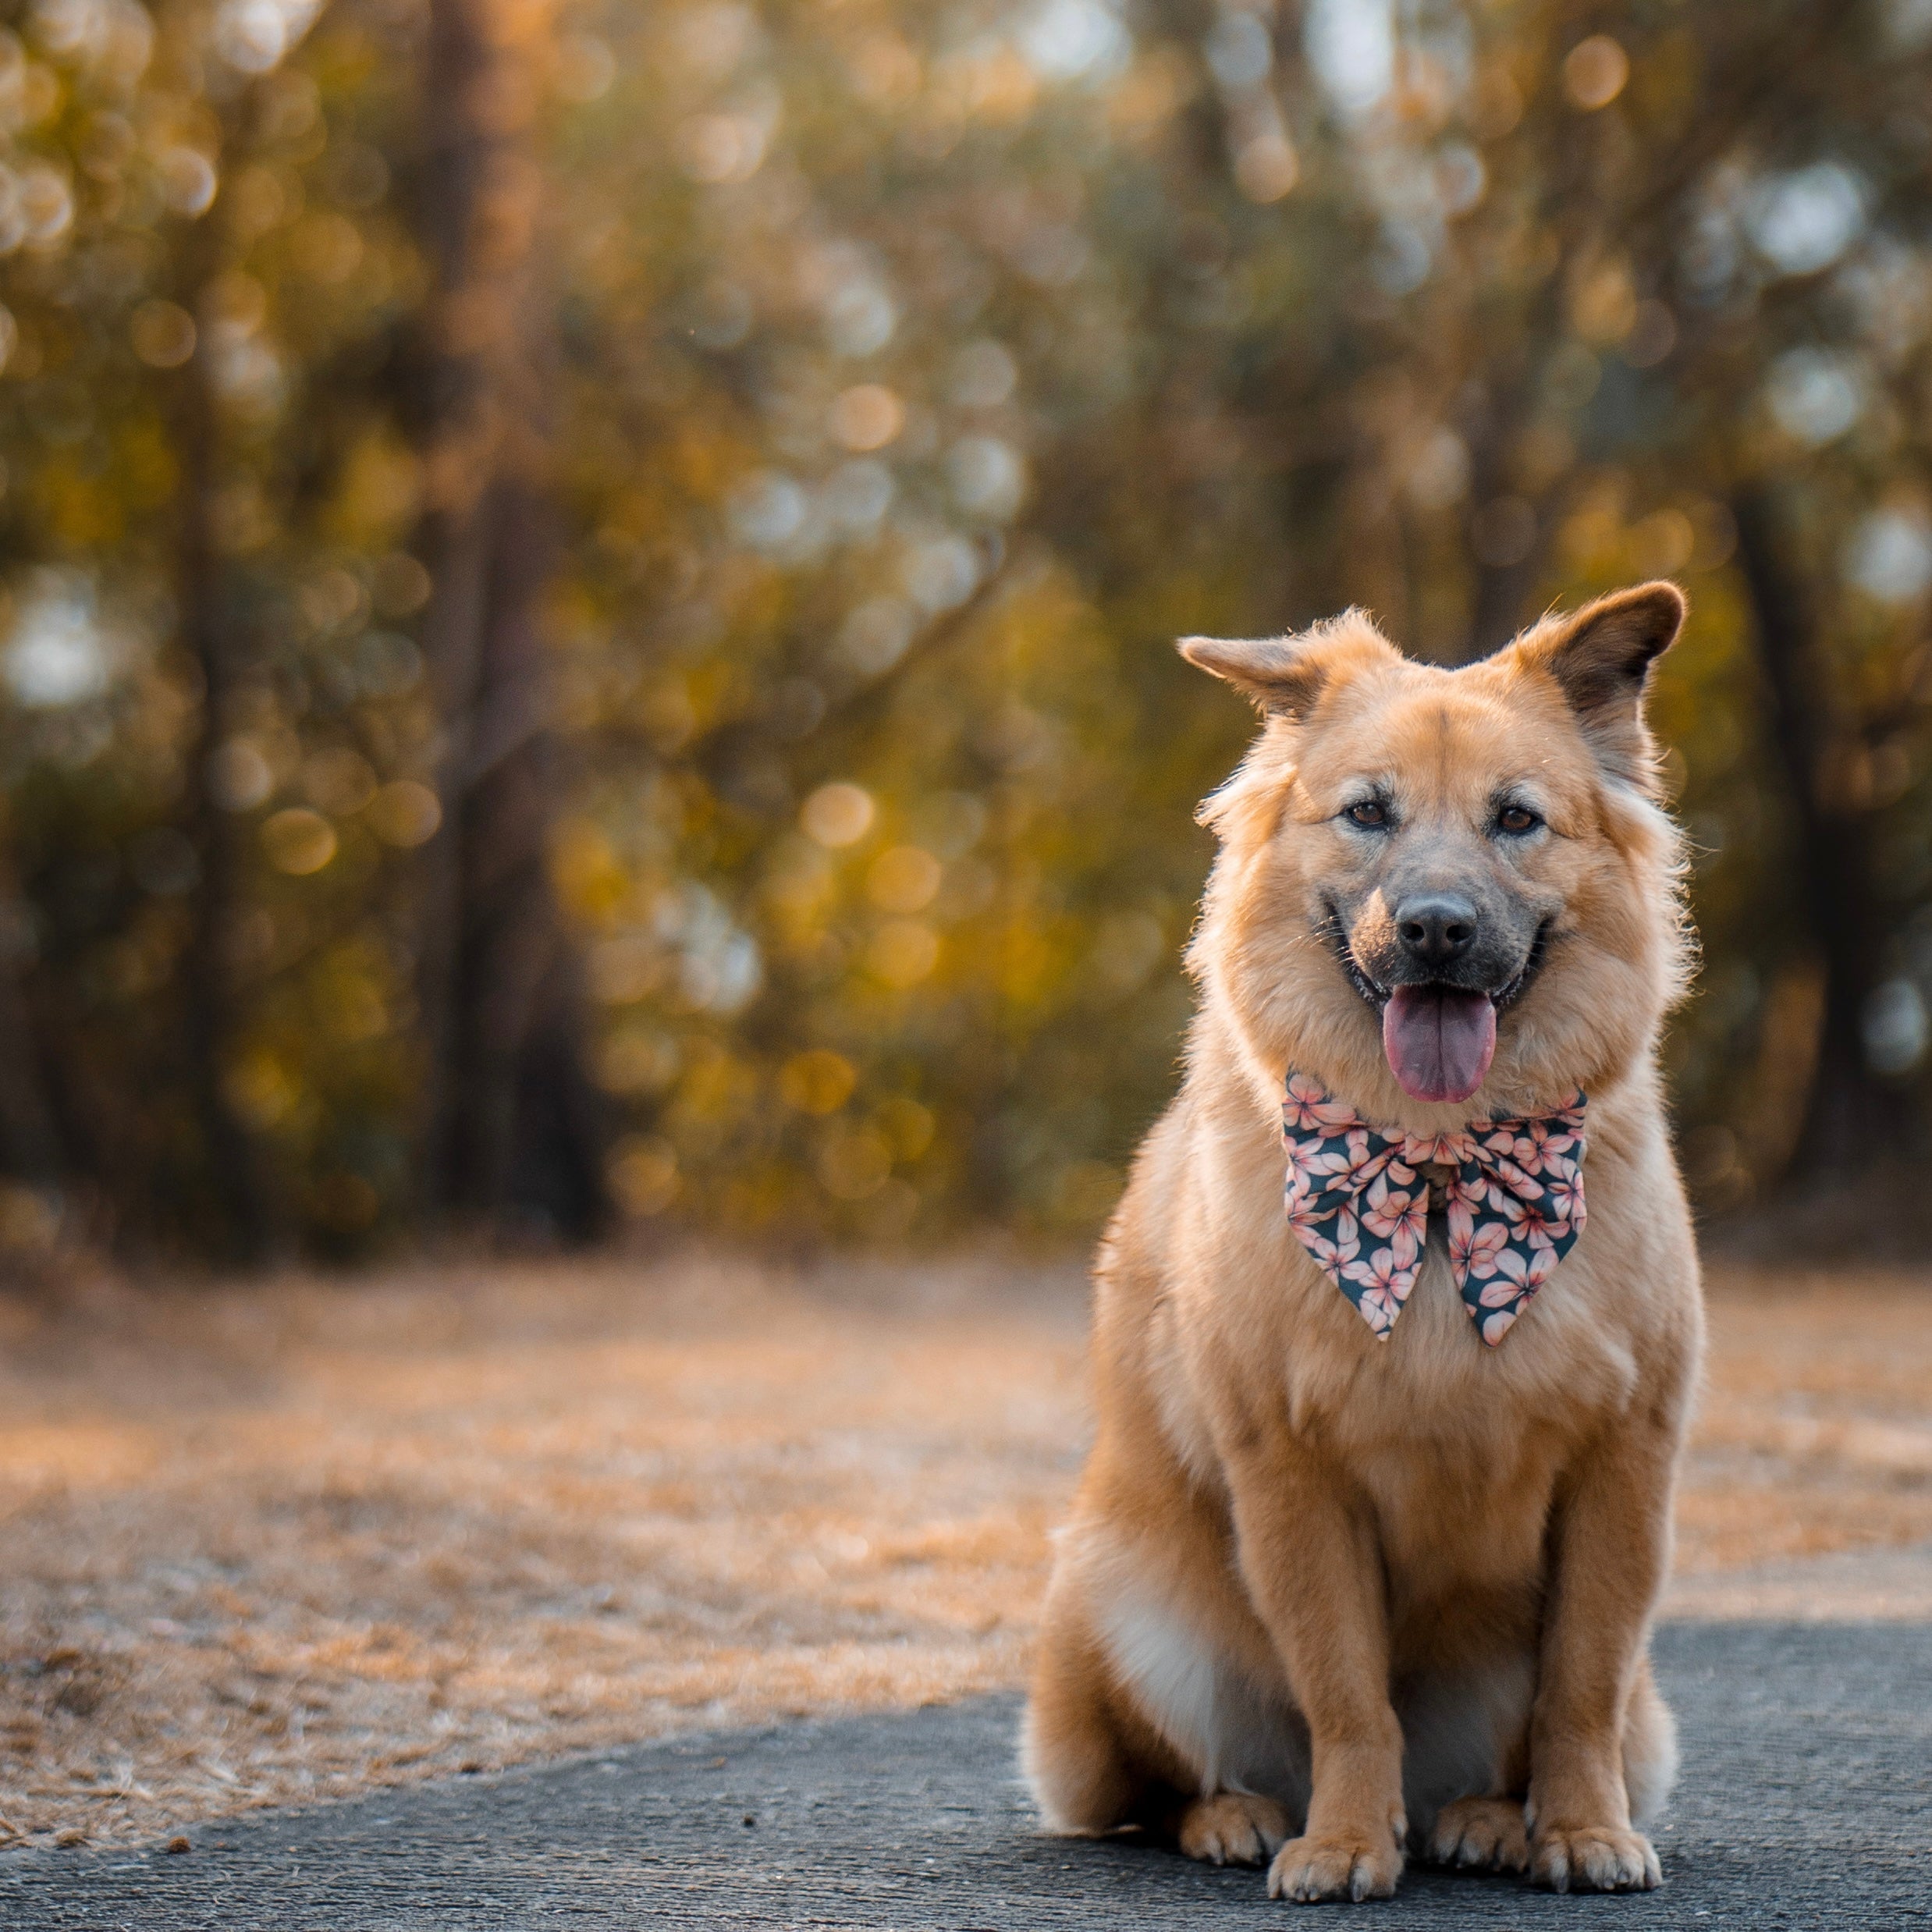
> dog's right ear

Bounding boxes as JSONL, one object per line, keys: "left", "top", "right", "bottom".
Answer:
{"left": 1177, "top": 634, "right": 1326, "bottom": 720}
{"left": 1178, "top": 612, "right": 1395, "bottom": 722}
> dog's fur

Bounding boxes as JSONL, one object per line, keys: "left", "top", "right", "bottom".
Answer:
{"left": 1023, "top": 584, "right": 1704, "bottom": 1902}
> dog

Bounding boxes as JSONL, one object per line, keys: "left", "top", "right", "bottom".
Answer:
{"left": 1022, "top": 583, "right": 1703, "bottom": 1902}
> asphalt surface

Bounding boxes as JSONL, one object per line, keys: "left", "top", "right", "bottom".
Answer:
{"left": 4, "top": 1622, "right": 1927, "bottom": 1930}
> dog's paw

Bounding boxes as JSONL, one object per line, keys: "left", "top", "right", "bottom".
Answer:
{"left": 1178, "top": 1792, "right": 1291, "bottom": 1867}
{"left": 1530, "top": 1824, "right": 1661, "bottom": 1893}
{"left": 1426, "top": 1795, "right": 1529, "bottom": 1873}
{"left": 1266, "top": 1831, "right": 1402, "bottom": 1902}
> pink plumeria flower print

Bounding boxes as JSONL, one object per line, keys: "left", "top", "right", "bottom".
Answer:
{"left": 1342, "top": 1245, "right": 1408, "bottom": 1297}
{"left": 1357, "top": 1284, "right": 1404, "bottom": 1337}
{"left": 1308, "top": 1217, "right": 1362, "bottom": 1275}
{"left": 1282, "top": 1075, "right": 1359, "bottom": 1134}
{"left": 1401, "top": 1129, "right": 1475, "bottom": 1167}
{"left": 1512, "top": 1116, "right": 1577, "bottom": 1171}
{"left": 1353, "top": 1292, "right": 1395, "bottom": 1337}
{"left": 1488, "top": 1155, "right": 1545, "bottom": 1201}
{"left": 1362, "top": 1174, "right": 1426, "bottom": 1248}
{"left": 1334, "top": 1128, "right": 1387, "bottom": 1188}
{"left": 1279, "top": 1073, "right": 1587, "bottom": 1348}
{"left": 1451, "top": 1216, "right": 1511, "bottom": 1280}
{"left": 1543, "top": 1170, "right": 1584, "bottom": 1222}
{"left": 1287, "top": 1142, "right": 1341, "bottom": 1190}
{"left": 1286, "top": 1192, "right": 1327, "bottom": 1241}
{"left": 1491, "top": 1243, "right": 1558, "bottom": 1291}
{"left": 1294, "top": 1142, "right": 1354, "bottom": 1180}
{"left": 1515, "top": 1204, "right": 1564, "bottom": 1251}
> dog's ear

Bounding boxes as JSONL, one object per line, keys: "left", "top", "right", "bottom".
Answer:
{"left": 1515, "top": 581, "right": 1685, "bottom": 790}
{"left": 1178, "top": 634, "right": 1327, "bottom": 720}
{"left": 1178, "top": 613, "right": 1395, "bottom": 723}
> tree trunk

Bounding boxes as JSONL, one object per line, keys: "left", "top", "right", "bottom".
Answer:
{"left": 176, "top": 246, "right": 271, "bottom": 1265}
{"left": 1730, "top": 485, "right": 1911, "bottom": 1182}
{"left": 409, "top": 0, "right": 608, "bottom": 1242}
{"left": 0, "top": 843, "right": 62, "bottom": 1194}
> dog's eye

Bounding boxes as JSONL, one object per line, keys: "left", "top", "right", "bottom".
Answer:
{"left": 1496, "top": 803, "right": 1541, "bottom": 835}
{"left": 1345, "top": 800, "right": 1388, "bottom": 829}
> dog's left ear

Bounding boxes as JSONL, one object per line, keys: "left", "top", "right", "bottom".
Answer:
{"left": 1517, "top": 581, "right": 1685, "bottom": 790}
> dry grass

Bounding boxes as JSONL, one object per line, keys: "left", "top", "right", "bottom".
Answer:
{"left": 0, "top": 1252, "right": 1926, "bottom": 1852}
{"left": 1674, "top": 1264, "right": 1932, "bottom": 1581}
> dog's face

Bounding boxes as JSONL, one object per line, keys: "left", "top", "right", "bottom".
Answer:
{"left": 1183, "top": 584, "right": 1690, "bottom": 1124}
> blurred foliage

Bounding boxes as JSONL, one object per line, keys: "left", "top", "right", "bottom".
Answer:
{"left": 2, "top": 0, "right": 1931, "bottom": 1261}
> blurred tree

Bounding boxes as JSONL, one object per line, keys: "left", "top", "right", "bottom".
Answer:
{"left": 172, "top": 68, "right": 272, "bottom": 1264}
{"left": 0, "top": 0, "right": 1929, "bottom": 1265}
{"left": 404, "top": 0, "right": 608, "bottom": 1241}
{"left": 1732, "top": 485, "right": 1913, "bottom": 1184}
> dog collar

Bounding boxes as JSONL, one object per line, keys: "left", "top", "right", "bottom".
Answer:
{"left": 1280, "top": 1073, "right": 1587, "bottom": 1346}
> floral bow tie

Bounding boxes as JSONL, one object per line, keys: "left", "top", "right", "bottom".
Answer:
{"left": 1281, "top": 1074, "right": 1587, "bottom": 1347}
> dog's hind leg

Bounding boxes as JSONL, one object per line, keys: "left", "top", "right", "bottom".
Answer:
{"left": 1416, "top": 1653, "right": 1533, "bottom": 1873}
{"left": 1421, "top": 1645, "right": 1675, "bottom": 1870}
{"left": 1428, "top": 1795, "right": 1530, "bottom": 1872}
{"left": 1023, "top": 1601, "right": 1290, "bottom": 1864}
{"left": 1620, "top": 1654, "right": 1678, "bottom": 1829}
{"left": 1175, "top": 1791, "right": 1293, "bottom": 1866}
{"left": 1022, "top": 1585, "right": 1192, "bottom": 1837}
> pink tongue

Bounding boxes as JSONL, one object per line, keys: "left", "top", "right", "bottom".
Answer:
{"left": 1382, "top": 986, "right": 1497, "bottom": 1104}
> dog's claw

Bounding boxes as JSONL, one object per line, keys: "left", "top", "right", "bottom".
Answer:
{"left": 1178, "top": 1792, "right": 1290, "bottom": 1867}
{"left": 1266, "top": 1831, "right": 1402, "bottom": 1903}
{"left": 1427, "top": 1795, "right": 1529, "bottom": 1873}
{"left": 1530, "top": 1824, "right": 1661, "bottom": 1893}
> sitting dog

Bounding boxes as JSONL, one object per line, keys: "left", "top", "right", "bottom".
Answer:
{"left": 1023, "top": 583, "right": 1703, "bottom": 1902}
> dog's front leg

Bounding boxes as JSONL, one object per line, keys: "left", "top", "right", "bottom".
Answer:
{"left": 1225, "top": 1447, "right": 1405, "bottom": 1903}
{"left": 1526, "top": 1405, "right": 1676, "bottom": 1893}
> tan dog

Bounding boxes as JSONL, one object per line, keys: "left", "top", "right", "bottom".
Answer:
{"left": 1024, "top": 584, "right": 1703, "bottom": 1902}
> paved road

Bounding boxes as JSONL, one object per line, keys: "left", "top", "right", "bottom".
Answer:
{"left": 5, "top": 1623, "right": 1928, "bottom": 1930}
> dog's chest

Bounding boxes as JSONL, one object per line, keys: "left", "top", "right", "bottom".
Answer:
{"left": 1350, "top": 1406, "right": 1564, "bottom": 1607}
{"left": 1315, "top": 1227, "right": 1611, "bottom": 1601}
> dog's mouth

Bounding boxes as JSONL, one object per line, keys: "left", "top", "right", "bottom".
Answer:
{"left": 1319, "top": 908, "right": 1553, "bottom": 1106}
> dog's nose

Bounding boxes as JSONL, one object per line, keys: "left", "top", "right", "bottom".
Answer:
{"left": 1395, "top": 893, "right": 1479, "bottom": 969}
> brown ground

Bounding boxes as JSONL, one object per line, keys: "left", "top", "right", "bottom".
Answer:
{"left": 0, "top": 1253, "right": 1927, "bottom": 1852}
